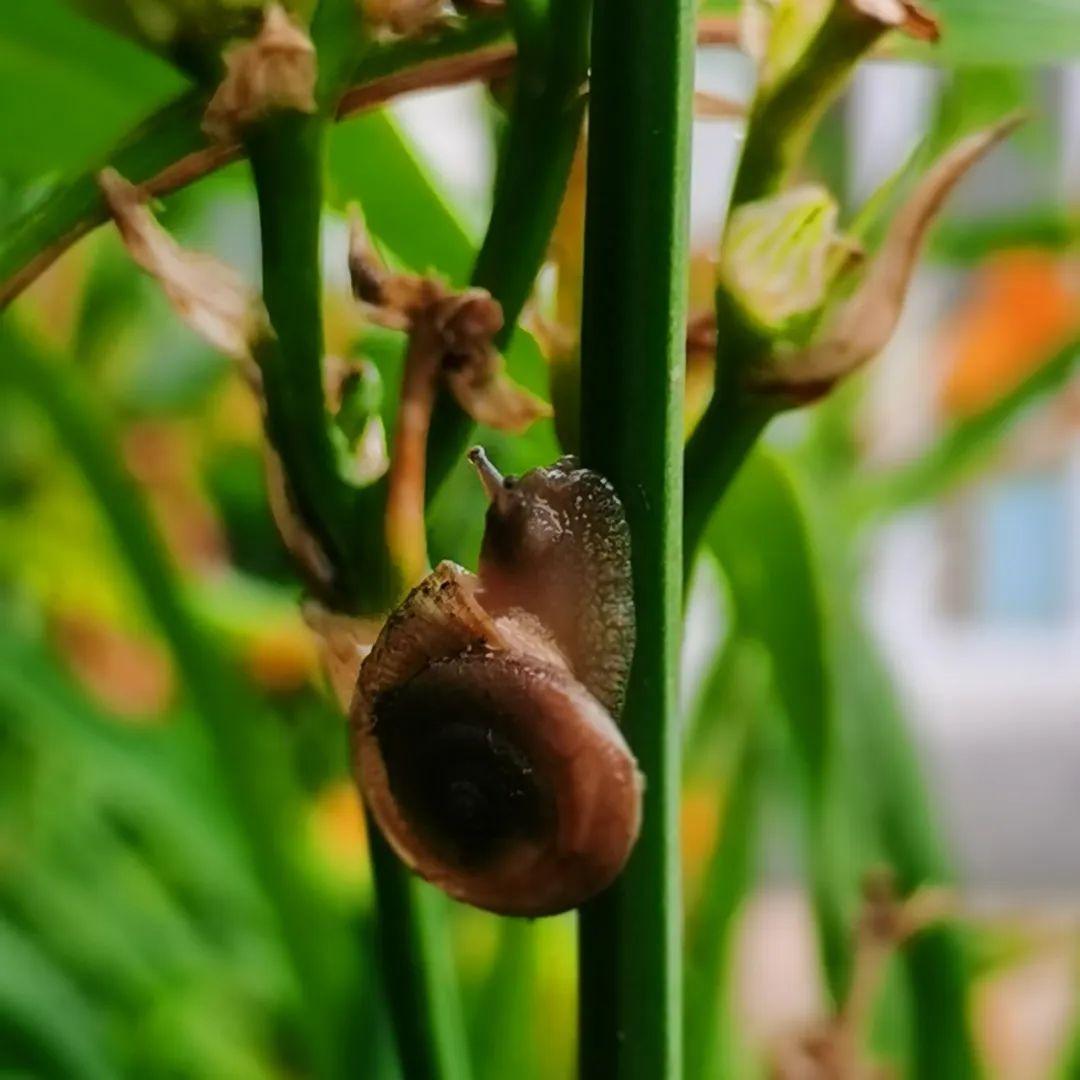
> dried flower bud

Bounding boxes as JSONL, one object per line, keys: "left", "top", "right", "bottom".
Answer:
{"left": 203, "top": 3, "right": 317, "bottom": 143}
{"left": 348, "top": 215, "right": 551, "bottom": 433}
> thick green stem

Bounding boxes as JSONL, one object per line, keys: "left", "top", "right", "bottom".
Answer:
{"left": 425, "top": 0, "right": 590, "bottom": 496}
{"left": 246, "top": 108, "right": 466, "bottom": 1079}
{"left": 731, "top": 3, "right": 890, "bottom": 207}
{"left": 683, "top": 390, "right": 773, "bottom": 576}
{"left": 0, "top": 320, "right": 341, "bottom": 1077}
{"left": 247, "top": 113, "right": 396, "bottom": 612}
{"left": 367, "top": 831, "right": 470, "bottom": 1080}
{"left": 576, "top": 0, "right": 692, "bottom": 1073}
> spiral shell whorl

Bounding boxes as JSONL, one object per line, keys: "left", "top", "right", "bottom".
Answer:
{"left": 351, "top": 560, "right": 641, "bottom": 916}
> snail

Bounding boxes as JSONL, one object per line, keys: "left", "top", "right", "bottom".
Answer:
{"left": 350, "top": 448, "right": 641, "bottom": 916}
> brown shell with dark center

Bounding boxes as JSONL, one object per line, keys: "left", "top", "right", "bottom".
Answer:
{"left": 351, "top": 561, "right": 641, "bottom": 916}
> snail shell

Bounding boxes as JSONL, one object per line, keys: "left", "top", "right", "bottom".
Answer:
{"left": 350, "top": 453, "right": 640, "bottom": 916}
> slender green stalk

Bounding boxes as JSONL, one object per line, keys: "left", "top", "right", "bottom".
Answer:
{"left": 425, "top": 0, "right": 591, "bottom": 496}
{"left": 0, "top": 320, "right": 340, "bottom": 1077}
{"left": 683, "top": 390, "right": 773, "bottom": 575}
{"left": 683, "top": 722, "right": 761, "bottom": 1080}
{"left": 683, "top": 1, "right": 895, "bottom": 568}
{"left": 246, "top": 113, "right": 396, "bottom": 612}
{"left": 732, "top": 2, "right": 892, "bottom": 207}
{"left": 246, "top": 103, "right": 467, "bottom": 1078}
{"left": 367, "top": 833, "right": 470, "bottom": 1080}
{"left": 576, "top": 0, "right": 693, "bottom": 1073}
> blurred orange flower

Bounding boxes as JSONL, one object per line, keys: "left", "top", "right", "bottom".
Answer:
{"left": 938, "top": 252, "right": 1080, "bottom": 418}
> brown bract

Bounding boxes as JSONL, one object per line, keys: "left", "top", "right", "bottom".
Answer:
{"left": 772, "top": 870, "right": 952, "bottom": 1080}
{"left": 203, "top": 3, "right": 317, "bottom": 143}
{"left": 362, "top": 0, "right": 453, "bottom": 39}
{"left": 98, "top": 168, "right": 261, "bottom": 367}
{"left": 348, "top": 215, "right": 551, "bottom": 434}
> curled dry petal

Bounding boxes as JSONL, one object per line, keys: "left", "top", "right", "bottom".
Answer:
{"left": 349, "top": 214, "right": 551, "bottom": 433}
{"left": 347, "top": 212, "right": 436, "bottom": 329}
{"left": 203, "top": 3, "right": 317, "bottom": 143}
{"left": 758, "top": 112, "right": 1024, "bottom": 393}
{"left": 445, "top": 355, "right": 552, "bottom": 433}
{"left": 99, "top": 168, "right": 260, "bottom": 366}
{"left": 435, "top": 291, "right": 552, "bottom": 433}
{"left": 362, "top": 0, "right": 453, "bottom": 40}
{"left": 849, "top": 0, "right": 940, "bottom": 42}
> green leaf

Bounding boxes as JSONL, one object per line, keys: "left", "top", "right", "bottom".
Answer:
{"left": 831, "top": 613, "right": 979, "bottom": 1078}
{"left": 0, "top": 0, "right": 185, "bottom": 181}
{"left": 708, "top": 449, "right": 859, "bottom": 998}
{"left": 0, "top": 917, "right": 112, "bottom": 1080}
{"left": 917, "top": 0, "right": 1080, "bottom": 66}
{"left": 327, "top": 109, "right": 476, "bottom": 286}
{"left": 683, "top": 662, "right": 764, "bottom": 1080}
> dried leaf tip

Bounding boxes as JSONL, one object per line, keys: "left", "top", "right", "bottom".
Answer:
{"left": 362, "top": 0, "right": 454, "bottom": 40}
{"left": 850, "top": 0, "right": 940, "bottom": 42}
{"left": 98, "top": 168, "right": 261, "bottom": 366}
{"left": 203, "top": 3, "right": 317, "bottom": 143}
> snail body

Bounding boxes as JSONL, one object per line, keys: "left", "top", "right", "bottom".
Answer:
{"left": 350, "top": 451, "right": 640, "bottom": 917}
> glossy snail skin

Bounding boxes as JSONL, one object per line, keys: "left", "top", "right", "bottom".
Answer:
{"left": 351, "top": 452, "right": 640, "bottom": 917}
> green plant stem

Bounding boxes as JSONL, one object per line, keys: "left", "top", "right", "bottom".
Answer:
{"left": 732, "top": 3, "right": 892, "bottom": 207}
{"left": 425, "top": 0, "right": 591, "bottom": 496}
{"left": 683, "top": 390, "right": 773, "bottom": 576}
{"left": 367, "top": 831, "right": 470, "bottom": 1080}
{"left": 246, "top": 109, "right": 467, "bottom": 1078}
{"left": 0, "top": 320, "right": 340, "bottom": 1078}
{"left": 246, "top": 113, "right": 396, "bottom": 613}
{"left": 683, "top": 2, "right": 895, "bottom": 569}
{"left": 576, "top": 0, "right": 692, "bottom": 1073}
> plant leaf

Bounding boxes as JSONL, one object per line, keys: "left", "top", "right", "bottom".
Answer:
{"left": 708, "top": 449, "right": 858, "bottom": 997}
{"left": 0, "top": 0, "right": 185, "bottom": 181}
